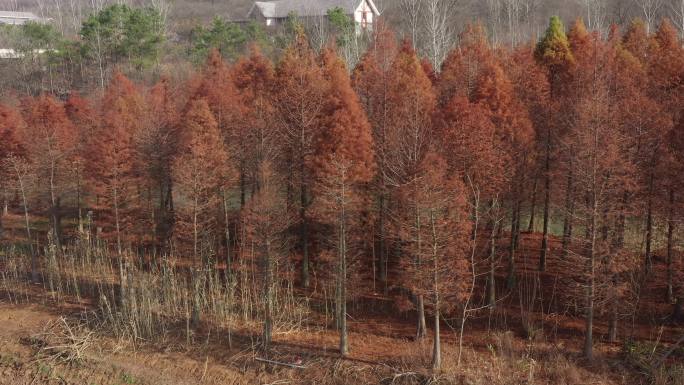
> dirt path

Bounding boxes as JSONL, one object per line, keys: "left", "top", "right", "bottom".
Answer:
{"left": 0, "top": 303, "right": 271, "bottom": 385}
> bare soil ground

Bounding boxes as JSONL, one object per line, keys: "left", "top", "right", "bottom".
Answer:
{"left": 0, "top": 217, "right": 682, "bottom": 384}
{"left": 0, "top": 298, "right": 679, "bottom": 385}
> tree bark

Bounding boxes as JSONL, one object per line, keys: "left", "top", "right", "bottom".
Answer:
{"left": 490, "top": 220, "right": 499, "bottom": 305}
{"left": 507, "top": 194, "right": 520, "bottom": 290}
{"left": 527, "top": 174, "right": 538, "bottom": 232}
{"left": 240, "top": 166, "right": 246, "bottom": 208}
{"left": 339, "top": 209, "right": 348, "bottom": 356}
{"left": 674, "top": 297, "right": 683, "bottom": 322}
{"left": 300, "top": 160, "right": 309, "bottom": 288}
{"left": 666, "top": 188, "right": 675, "bottom": 303}
{"left": 645, "top": 170, "right": 654, "bottom": 273}
{"left": 16, "top": 172, "right": 36, "bottom": 283}
{"left": 263, "top": 240, "right": 273, "bottom": 352}
{"left": 540, "top": 126, "right": 551, "bottom": 272}
{"left": 561, "top": 166, "right": 574, "bottom": 258}
{"left": 608, "top": 303, "right": 618, "bottom": 343}
{"left": 223, "top": 190, "right": 232, "bottom": 279}
{"left": 432, "top": 306, "right": 441, "bottom": 370}
{"left": 379, "top": 191, "right": 387, "bottom": 294}
{"left": 416, "top": 295, "right": 427, "bottom": 338}
{"left": 584, "top": 181, "right": 597, "bottom": 361}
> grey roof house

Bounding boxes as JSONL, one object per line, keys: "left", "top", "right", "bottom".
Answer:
{"left": 0, "top": 11, "right": 44, "bottom": 25}
{"left": 246, "top": 0, "right": 380, "bottom": 30}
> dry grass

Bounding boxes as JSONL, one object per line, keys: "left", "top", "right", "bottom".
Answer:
{"left": 1, "top": 238, "right": 683, "bottom": 385}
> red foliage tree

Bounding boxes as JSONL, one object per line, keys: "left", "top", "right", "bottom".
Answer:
{"left": 192, "top": 48, "right": 246, "bottom": 213}
{"left": 352, "top": 24, "right": 397, "bottom": 293}
{"left": 310, "top": 47, "right": 375, "bottom": 356}
{"left": 65, "top": 92, "right": 97, "bottom": 231}
{"left": 396, "top": 151, "right": 471, "bottom": 369}
{"left": 137, "top": 77, "right": 181, "bottom": 252}
{"left": 0, "top": 103, "right": 25, "bottom": 243}
{"left": 273, "top": 30, "right": 327, "bottom": 288}
{"left": 20, "top": 94, "right": 77, "bottom": 247}
{"left": 173, "top": 99, "right": 234, "bottom": 261}
{"left": 232, "top": 45, "right": 277, "bottom": 199}
{"left": 240, "top": 161, "right": 291, "bottom": 352}
{"left": 86, "top": 73, "right": 143, "bottom": 255}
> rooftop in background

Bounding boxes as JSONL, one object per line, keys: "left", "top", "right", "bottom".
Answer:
{"left": 247, "top": 0, "right": 379, "bottom": 19}
{"left": 0, "top": 11, "right": 45, "bottom": 25}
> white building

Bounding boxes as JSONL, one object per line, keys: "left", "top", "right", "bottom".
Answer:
{"left": 247, "top": 0, "right": 380, "bottom": 31}
{"left": 0, "top": 11, "right": 44, "bottom": 25}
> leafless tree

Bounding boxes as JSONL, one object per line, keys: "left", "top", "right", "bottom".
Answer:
{"left": 669, "top": 0, "right": 684, "bottom": 41}
{"left": 579, "top": 0, "right": 609, "bottom": 32}
{"left": 4, "top": 155, "right": 38, "bottom": 282}
{"left": 423, "top": 0, "right": 458, "bottom": 68}
{"left": 400, "top": 0, "right": 422, "bottom": 48}
{"left": 634, "top": 0, "right": 665, "bottom": 33}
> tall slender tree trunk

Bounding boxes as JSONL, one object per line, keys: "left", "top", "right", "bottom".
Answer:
{"left": 615, "top": 192, "right": 627, "bottom": 248}
{"left": 2, "top": 187, "right": 7, "bottom": 216}
{"left": 490, "top": 220, "right": 500, "bottom": 305}
{"left": 540, "top": 127, "right": 551, "bottom": 272}
{"left": 645, "top": 170, "right": 654, "bottom": 273}
{"left": 113, "top": 182, "right": 126, "bottom": 308}
{"left": 379, "top": 190, "right": 387, "bottom": 294}
{"left": 114, "top": 184, "right": 122, "bottom": 256}
{"left": 416, "top": 295, "right": 427, "bottom": 338}
{"left": 507, "top": 193, "right": 520, "bottom": 290}
{"left": 223, "top": 189, "right": 232, "bottom": 279}
{"left": 415, "top": 189, "right": 426, "bottom": 338}
{"left": 674, "top": 297, "right": 683, "bottom": 321}
{"left": 339, "top": 198, "right": 348, "bottom": 356}
{"left": 584, "top": 182, "right": 598, "bottom": 361}
{"left": 263, "top": 240, "right": 273, "bottom": 352}
{"left": 17, "top": 173, "right": 36, "bottom": 283}
{"left": 528, "top": 174, "right": 538, "bottom": 232}
{"left": 432, "top": 303, "right": 441, "bottom": 370}
{"left": 193, "top": 195, "right": 198, "bottom": 261}
{"left": 49, "top": 161, "right": 61, "bottom": 250}
{"left": 561, "top": 166, "right": 574, "bottom": 258}
{"left": 430, "top": 209, "right": 441, "bottom": 370}
{"left": 74, "top": 167, "right": 82, "bottom": 233}
{"left": 239, "top": 165, "right": 246, "bottom": 208}
{"left": 666, "top": 188, "right": 675, "bottom": 303}
{"left": 300, "top": 158, "right": 309, "bottom": 288}
{"left": 608, "top": 301, "right": 618, "bottom": 343}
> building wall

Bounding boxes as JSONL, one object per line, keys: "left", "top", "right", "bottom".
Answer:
{"left": 354, "top": 0, "right": 374, "bottom": 27}
{"left": 0, "top": 17, "right": 34, "bottom": 25}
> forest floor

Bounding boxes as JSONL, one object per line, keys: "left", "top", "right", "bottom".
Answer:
{"left": 0, "top": 219, "right": 682, "bottom": 384}
{"left": 0, "top": 285, "right": 681, "bottom": 384}
{"left": 0, "top": 301, "right": 650, "bottom": 385}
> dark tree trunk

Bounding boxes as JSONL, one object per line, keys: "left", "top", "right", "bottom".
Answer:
{"left": 584, "top": 196, "right": 597, "bottom": 361}
{"left": 540, "top": 127, "right": 551, "bottom": 272}
{"left": 666, "top": 189, "right": 675, "bottom": 303}
{"left": 263, "top": 244, "right": 273, "bottom": 352}
{"left": 300, "top": 159, "right": 309, "bottom": 288}
{"left": 673, "top": 297, "right": 683, "bottom": 323}
{"left": 240, "top": 162, "right": 246, "bottom": 208}
{"left": 379, "top": 191, "right": 388, "bottom": 294}
{"left": 432, "top": 306, "right": 441, "bottom": 370}
{"left": 528, "top": 174, "right": 538, "bottom": 232}
{"left": 507, "top": 197, "right": 520, "bottom": 289}
{"left": 223, "top": 190, "right": 232, "bottom": 280}
{"left": 561, "top": 167, "right": 574, "bottom": 258}
{"left": 608, "top": 303, "right": 618, "bottom": 343}
{"left": 614, "top": 192, "right": 627, "bottom": 249}
{"left": 489, "top": 221, "right": 499, "bottom": 306}
{"left": 416, "top": 295, "right": 427, "bottom": 338}
{"left": 645, "top": 171, "right": 654, "bottom": 273}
